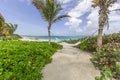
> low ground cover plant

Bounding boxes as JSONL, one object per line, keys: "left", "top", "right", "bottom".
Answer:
{"left": 0, "top": 41, "right": 62, "bottom": 80}
{"left": 92, "top": 42, "right": 120, "bottom": 80}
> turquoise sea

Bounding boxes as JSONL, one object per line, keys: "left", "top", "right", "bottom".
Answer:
{"left": 21, "top": 35, "right": 86, "bottom": 42}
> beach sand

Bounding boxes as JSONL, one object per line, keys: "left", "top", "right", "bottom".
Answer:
{"left": 20, "top": 38, "right": 44, "bottom": 42}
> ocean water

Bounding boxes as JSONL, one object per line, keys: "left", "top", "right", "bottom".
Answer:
{"left": 21, "top": 36, "right": 86, "bottom": 42}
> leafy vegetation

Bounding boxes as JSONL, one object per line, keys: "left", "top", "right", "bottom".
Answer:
{"left": 0, "top": 34, "right": 21, "bottom": 41}
{"left": 91, "top": 1, "right": 120, "bottom": 79}
{"left": 0, "top": 41, "right": 62, "bottom": 80}
{"left": 79, "top": 36, "right": 97, "bottom": 52}
{"left": 76, "top": 33, "right": 120, "bottom": 80}
{"left": 79, "top": 33, "right": 120, "bottom": 52}
{"left": 95, "top": 68, "right": 114, "bottom": 80}
{"left": 92, "top": 43, "right": 120, "bottom": 80}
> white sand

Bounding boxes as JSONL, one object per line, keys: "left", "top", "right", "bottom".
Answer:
{"left": 42, "top": 42, "right": 100, "bottom": 80}
{"left": 20, "top": 38, "right": 45, "bottom": 42}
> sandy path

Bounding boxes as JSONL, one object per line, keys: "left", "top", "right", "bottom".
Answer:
{"left": 42, "top": 42, "right": 100, "bottom": 80}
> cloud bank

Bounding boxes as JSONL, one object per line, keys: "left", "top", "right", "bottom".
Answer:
{"left": 64, "top": 0, "right": 120, "bottom": 35}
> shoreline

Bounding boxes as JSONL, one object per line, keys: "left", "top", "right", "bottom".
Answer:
{"left": 20, "top": 35, "right": 85, "bottom": 42}
{"left": 20, "top": 37, "right": 60, "bottom": 42}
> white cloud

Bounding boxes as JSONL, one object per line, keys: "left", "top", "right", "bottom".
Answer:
{"left": 83, "top": 8, "right": 99, "bottom": 35}
{"left": 105, "top": 3, "right": 120, "bottom": 34}
{"left": 65, "top": 0, "right": 92, "bottom": 34}
{"left": 83, "top": 2, "right": 120, "bottom": 35}
{"left": 65, "top": 17, "right": 82, "bottom": 33}
{"left": 65, "top": 0, "right": 120, "bottom": 35}
{"left": 62, "top": 0, "right": 72, "bottom": 4}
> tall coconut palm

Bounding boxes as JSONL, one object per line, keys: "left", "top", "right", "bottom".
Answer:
{"left": 32, "top": 0, "right": 70, "bottom": 44}
{"left": 92, "top": 0, "right": 117, "bottom": 48}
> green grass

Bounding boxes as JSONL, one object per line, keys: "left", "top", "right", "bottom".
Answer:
{"left": 0, "top": 41, "right": 62, "bottom": 80}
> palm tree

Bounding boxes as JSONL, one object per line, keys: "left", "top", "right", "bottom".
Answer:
{"left": 0, "top": 13, "right": 5, "bottom": 36}
{"left": 32, "top": 0, "right": 70, "bottom": 44}
{"left": 7, "top": 23, "right": 17, "bottom": 35}
{"left": 92, "top": 0, "right": 117, "bottom": 48}
{"left": 2, "top": 23, "right": 18, "bottom": 36}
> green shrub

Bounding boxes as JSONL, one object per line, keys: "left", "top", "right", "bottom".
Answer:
{"left": 79, "top": 33, "right": 120, "bottom": 52}
{"left": 103, "top": 33, "right": 120, "bottom": 44}
{"left": 91, "top": 43, "right": 120, "bottom": 79}
{"left": 95, "top": 68, "right": 114, "bottom": 80}
{"left": 79, "top": 36, "right": 97, "bottom": 52}
{"left": 0, "top": 41, "right": 62, "bottom": 80}
{"left": 0, "top": 34, "right": 21, "bottom": 41}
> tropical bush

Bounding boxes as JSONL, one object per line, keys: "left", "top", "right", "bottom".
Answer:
{"left": 79, "top": 33, "right": 120, "bottom": 52}
{"left": 79, "top": 36, "right": 97, "bottom": 52}
{"left": 1, "top": 34, "right": 21, "bottom": 41}
{"left": 0, "top": 41, "right": 62, "bottom": 80}
{"left": 78, "top": 33, "right": 120, "bottom": 80}
{"left": 95, "top": 68, "right": 114, "bottom": 80}
{"left": 91, "top": 42, "right": 120, "bottom": 80}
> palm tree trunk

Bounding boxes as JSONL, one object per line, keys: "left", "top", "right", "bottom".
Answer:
{"left": 48, "top": 24, "right": 51, "bottom": 44}
{"left": 97, "top": 8, "right": 107, "bottom": 49}
{"left": 97, "top": 28, "right": 103, "bottom": 48}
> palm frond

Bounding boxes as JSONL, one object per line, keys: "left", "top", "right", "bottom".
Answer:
{"left": 2, "top": 23, "right": 18, "bottom": 35}
{"left": 32, "top": 0, "right": 70, "bottom": 24}
{"left": 46, "top": 0, "right": 55, "bottom": 22}
{"left": 53, "top": 2, "right": 62, "bottom": 18}
{"left": 13, "top": 24, "right": 18, "bottom": 32}
{"left": 92, "top": 0, "right": 100, "bottom": 8}
{"left": 0, "top": 14, "right": 5, "bottom": 27}
{"left": 53, "top": 15, "right": 70, "bottom": 23}
{"left": 32, "top": 0, "right": 49, "bottom": 21}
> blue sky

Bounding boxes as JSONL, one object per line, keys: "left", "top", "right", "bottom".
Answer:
{"left": 0, "top": 0, "right": 120, "bottom": 36}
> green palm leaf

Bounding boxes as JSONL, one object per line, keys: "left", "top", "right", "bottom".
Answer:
{"left": 53, "top": 15, "right": 70, "bottom": 23}
{"left": 0, "top": 13, "right": 5, "bottom": 28}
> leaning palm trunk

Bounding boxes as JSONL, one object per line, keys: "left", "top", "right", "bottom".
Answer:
{"left": 48, "top": 30, "right": 51, "bottom": 44}
{"left": 48, "top": 23, "right": 51, "bottom": 44}
{"left": 97, "top": 27, "right": 103, "bottom": 48}
{"left": 97, "top": 6, "right": 108, "bottom": 48}
{"left": 92, "top": 0, "right": 117, "bottom": 49}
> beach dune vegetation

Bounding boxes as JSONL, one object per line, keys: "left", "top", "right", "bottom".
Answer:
{"left": 32, "top": 0, "right": 70, "bottom": 44}
{"left": 78, "top": 33, "right": 120, "bottom": 80}
{"left": 0, "top": 41, "right": 62, "bottom": 80}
